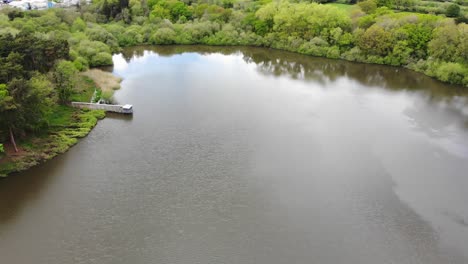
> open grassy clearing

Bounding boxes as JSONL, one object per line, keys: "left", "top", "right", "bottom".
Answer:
{"left": 327, "top": 3, "right": 360, "bottom": 13}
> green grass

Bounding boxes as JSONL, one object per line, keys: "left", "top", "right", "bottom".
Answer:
{"left": 69, "top": 75, "right": 98, "bottom": 103}
{"left": 47, "top": 105, "right": 75, "bottom": 128}
{"left": 327, "top": 3, "right": 359, "bottom": 13}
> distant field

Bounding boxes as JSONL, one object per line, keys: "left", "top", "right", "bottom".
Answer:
{"left": 327, "top": 1, "right": 466, "bottom": 17}
{"left": 327, "top": 3, "right": 359, "bottom": 13}
{"left": 413, "top": 0, "right": 468, "bottom": 14}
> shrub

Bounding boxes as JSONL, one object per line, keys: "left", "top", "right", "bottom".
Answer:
{"left": 75, "top": 40, "right": 113, "bottom": 66}
{"left": 85, "top": 25, "right": 119, "bottom": 52}
{"left": 341, "top": 47, "right": 366, "bottom": 61}
{"left": 358, "top": 0, "right": 378, "bottom": 14}
{"left": 446, "top": 4, "right": 461, "bottom": 18}
{"left": 71, "top": 18, "right": 87, "bottom": 32}
{"left": 150, "top": 28, "right": 177, "bottom": 44}
{"left": 357, "top": 25, "right": 393, "bottom": 56}
{"left": 73, "top": 57, "right": 89, "bottom": 71}
{"left": 91, "top": 52, "right": 113, "bottom": 67}
{"left": 435, "top": 62, "right": 467, "bottom": 85}
{"left": 326, "top": 46, "right": 341, "bottom": 59}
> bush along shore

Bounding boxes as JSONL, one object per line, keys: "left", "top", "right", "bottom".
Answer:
{"left": 0, "top": 0, "right": 467, "bottom": 175}
{"left": 0, "top": 108, "right": 105, "bottom": 177}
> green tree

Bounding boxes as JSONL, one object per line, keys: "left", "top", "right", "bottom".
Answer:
{"left": 358, "top": 24, "right": 393, "bottom": 56}
{"left": 392, "top": 0, "right": 414, "bottom": 10}
{"left": 74, "top": 40, "right": 113, "bottom": 66}
{"left": 446, "top": 4, "right": 460, "bottom": 18}
{"left": 0, "top": 83, "right": 16, "bottom": 151}
{"left": 92, "top": 52, "right": 113, "bottom": 66}
{"left": 169, "top": 1, "right": 192, "bottom": 22}
{"left": 435, "top": 62, "right": 467, "bottom": 84}
{"left": 150, "top": 28, "right": 177, "bottom": 44}
{"left": 150, "top": 5, "right": 171, "bottom": 20}
{"left": 397, "top": 23, "right": 433, "bottom": 59}
{"left": 0, "top": 52, "right": 24, "bottom": 83}
{"left": 85, "top": 26, "right": 119, "bottom": 52}
{"left": 358, "top": 0, "right": 377, "bottom": 14}
{"left": 53, "top": 60, "right": 78, "bottom": 104}
{"left": 428, "top": 21, "right": 460, "bottom": 62}
{"left": 7, "top": 9, "right": 24, "bottom": 21}
{"left": 0, "top": 77, "right": 53, "bottom": 152}
{"left": 456, "top": 24, "right": 467, "bottom": 64}
{"left": 376, "top": 0, "right": 392, "bottom": 8}
{"left": 71, "top": 18, "right": 87, "bottom": 32}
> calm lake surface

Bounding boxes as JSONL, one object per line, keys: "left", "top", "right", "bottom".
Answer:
{"left": 1, "top": 46, "right": 468, "bottom": 264}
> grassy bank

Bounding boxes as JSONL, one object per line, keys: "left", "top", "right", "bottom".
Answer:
{"left": 0, "top": 76, "right": 106, "bottom": 177}
{"left": 70, "top": 75, "right": 99, "bottom": 102}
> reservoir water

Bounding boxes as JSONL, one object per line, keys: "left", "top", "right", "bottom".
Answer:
{"left": 1, "top": 46, "right": 468, "bottom": 264}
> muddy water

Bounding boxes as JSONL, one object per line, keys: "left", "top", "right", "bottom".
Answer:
{"left": 1, "top": 46, "right": 467, "bottom": 264}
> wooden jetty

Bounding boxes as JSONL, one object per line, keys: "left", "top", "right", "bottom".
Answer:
{"left": 71, "top": 102, "right": 133, "bottom": 114}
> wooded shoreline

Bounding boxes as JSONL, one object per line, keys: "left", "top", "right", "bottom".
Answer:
{"left": 1, "top": 0, "right": 467, "bottom": 175}
{"left": 0, "top": 73, "right": 112, "bottom": 177}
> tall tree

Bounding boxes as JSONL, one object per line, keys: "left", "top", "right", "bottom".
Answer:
{"left": 0, "top": 84, "right": 17, "bottom": 152}
{"left": 0, "top": 76, "right": 54, "bottom": 152}
{"left": 53, "top": 60, "right": 78, "bottom": 104}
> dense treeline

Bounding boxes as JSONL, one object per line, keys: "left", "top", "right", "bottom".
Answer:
{"left": 0, "top": 29, "right": 77, "bottom": 152}
{"left": 116, "top": 0, "right": 464, "bottom": 86}
{"left": 1, "top": 1, "right": 466, "bottom": 87}
{"left": 0, "top": 33, "right": 69, "bottom": 81}
{"left": 0, "top": 0, "right": 467, "bottom": 153}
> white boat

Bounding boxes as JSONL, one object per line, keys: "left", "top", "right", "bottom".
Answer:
{"left": 121, "top": 104, "right": 133, "bottom": 114}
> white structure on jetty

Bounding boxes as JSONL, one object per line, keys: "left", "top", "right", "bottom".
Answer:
{"left": 71, "top": 102, "right": 133, "bottom": 114}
